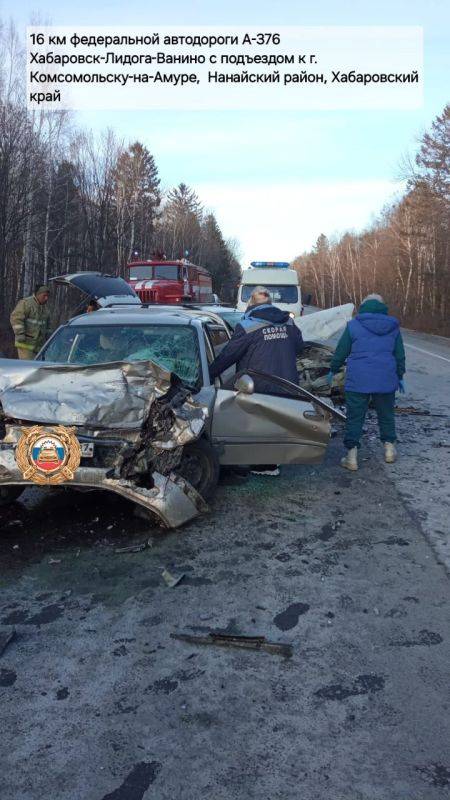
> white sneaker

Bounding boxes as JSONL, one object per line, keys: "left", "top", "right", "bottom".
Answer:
{"left": 384, "top": 442, "right": 397, "bottom": 463}
{"left": 340, "top": 447, "right": 358, "bottom": 471}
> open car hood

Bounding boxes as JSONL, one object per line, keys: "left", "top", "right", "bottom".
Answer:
{"left": 51, "top": 272, "right": 141, "bottom": 307}
{"left": 296, "top": 303, "right": 354, "bottom": 340}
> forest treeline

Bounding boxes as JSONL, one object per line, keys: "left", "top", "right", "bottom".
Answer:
{"left": 0, "top": 21, "right": 241, "bottom": 344}
{"left": 1, "top": 17, "right": 448, "bottom": 350}
{"left": 293, "top": 105, "right": 450, "bottom": 335}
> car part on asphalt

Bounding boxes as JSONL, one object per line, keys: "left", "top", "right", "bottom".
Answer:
{"left": 394, "top": 405, "right": 446, "bottom": 417}
{"left": 162, "top": 569, "right": 185, "bottom": 587}
{"left": 171, "top": 632, "right": 293, "bottom": 658}
{"left": 114, "top": 542, "right": 149, "bottom": 554}
{"left": 0, "top": 628, "right": 16, "bottom": 658}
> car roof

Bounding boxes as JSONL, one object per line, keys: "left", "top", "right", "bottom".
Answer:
{"left": 195, "top": 305, "right": 239, "bottom": 313}
{"left": 133, "top": 303, "right": 239, "bottom": 323}
{"left": 123, "top": 303, "right": 238, "bottom": 314}
{"left": 65, "top": 306, "right": 225, "bottom": 327}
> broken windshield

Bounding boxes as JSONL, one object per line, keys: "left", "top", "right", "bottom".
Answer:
{"left": 40, "top": 324, "right": 201, "bottom": 387}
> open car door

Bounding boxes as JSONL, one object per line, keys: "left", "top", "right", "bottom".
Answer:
{"left": 211, "top": 370, "right": 345, "bottom": 467}
{"left": 51, "top": 272, "right": 141, "bottom": 307}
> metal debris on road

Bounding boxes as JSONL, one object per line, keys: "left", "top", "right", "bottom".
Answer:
{"left": 395, "top": 406, "right": 445, "bottom": 417}
{"left": 395, "top": 406, "right": 430, "bottom": 415}
{"left": 0, "top": 628, "right": 16, "bottom": 658}
{"left": 115, "top": 542, "right": 148, "bottom": 554}
{"left": 171, "top": 632, "right": 293, "bottom": 658}
{"left": 162, "top": 569, "right": 185, "bottom": 588}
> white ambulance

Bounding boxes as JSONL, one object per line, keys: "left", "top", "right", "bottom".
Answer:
{"left": 236, "top": 262, "right": 303, "bottom": 317}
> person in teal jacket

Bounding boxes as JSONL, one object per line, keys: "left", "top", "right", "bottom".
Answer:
{"left": 328, "top": 294, "right": 406, "bottom": 472}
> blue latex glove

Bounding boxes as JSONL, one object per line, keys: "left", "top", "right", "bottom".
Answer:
{"left": 325, "top": 371, "right": 333, "bottom": 386}
{"left": 398, "top": 379, "right": 406, "bottom": 394}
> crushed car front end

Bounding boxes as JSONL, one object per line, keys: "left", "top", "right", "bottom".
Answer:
{"left": 0, "top": 358, "right": 208, "bottom": 528}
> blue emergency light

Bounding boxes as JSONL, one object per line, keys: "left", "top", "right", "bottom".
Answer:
{"left": 250, "top": 261, "right": 290, "bottom": 268}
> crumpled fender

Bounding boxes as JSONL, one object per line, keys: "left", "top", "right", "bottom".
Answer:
{"left": 0, "top": 447, "right": 207, "bottom": 528}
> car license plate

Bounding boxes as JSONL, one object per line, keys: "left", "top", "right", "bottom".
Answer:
{"left": 80, "top": 442, "right": 94, "bottom": 458}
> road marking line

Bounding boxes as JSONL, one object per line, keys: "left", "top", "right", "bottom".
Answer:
{"left": 405, "top": 343, "right": 450, "bottom": 363}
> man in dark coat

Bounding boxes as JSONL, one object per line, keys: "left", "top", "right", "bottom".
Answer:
{"left": 209, "top": 286, "right": 304, "bottom": 396}
{"left": 209, "top": 286, "right": 304, "bottom": 476}
{"left": 328, "top": 293, "right": 406, "bottom": 471}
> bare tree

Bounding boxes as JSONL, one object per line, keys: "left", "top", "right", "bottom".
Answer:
{"left": 293, "top": 106, "right": 449, "bottom": 334}
{"left": 0, "top": 18, "right": 242, "bottom": 353}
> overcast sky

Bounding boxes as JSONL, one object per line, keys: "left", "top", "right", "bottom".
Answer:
{"left": 4, "top": 0, "right": 449, "bottom": 265}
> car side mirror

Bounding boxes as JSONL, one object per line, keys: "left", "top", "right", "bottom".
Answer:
{"left": 234, "top": 374, "right": 254, "bottom": 394}
{"left": 304, "top": 293, "right": 312, "bottom": 306}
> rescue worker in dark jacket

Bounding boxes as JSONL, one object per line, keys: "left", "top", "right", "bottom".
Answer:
{"left": 210, "top": 286, "right": 304, "bottom": 477}
{"left": 209, "top": 286, "right": 304, "bottom": 395}
{"left": 328, "top": 293, "right": 406, "bottom": 471}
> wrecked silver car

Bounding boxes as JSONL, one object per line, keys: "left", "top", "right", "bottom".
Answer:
{"left": 0, "top": 278, "right": 345, "bottom": 528}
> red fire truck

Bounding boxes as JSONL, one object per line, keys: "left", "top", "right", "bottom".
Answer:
{"left": 126, "top": 259, "right": 214, "bottom": 305}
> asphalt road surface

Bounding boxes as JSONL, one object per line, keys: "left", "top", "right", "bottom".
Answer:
{"left": 0, "top": 325, "right": 449, "bottom": 800}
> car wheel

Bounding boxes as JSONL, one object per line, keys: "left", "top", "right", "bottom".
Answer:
{"left": 0, "top": 486, "right": 25, "bottom": 506}
{"left": 177, "top": 438, "right": 220, "bottom": 500}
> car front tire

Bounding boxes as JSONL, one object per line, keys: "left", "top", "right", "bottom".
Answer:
{"left": 177, "top": 438, "right": 220, "bottom": 500}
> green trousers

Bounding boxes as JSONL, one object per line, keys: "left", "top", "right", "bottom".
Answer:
{"left": 344, "top": 391, "right": 396, "bottom": 450}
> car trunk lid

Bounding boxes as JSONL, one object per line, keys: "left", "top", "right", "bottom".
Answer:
{"left": 51, "top": 272, "right": 141, "bottom": 307}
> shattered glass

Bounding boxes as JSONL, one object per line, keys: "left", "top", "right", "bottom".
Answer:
{"left": 41, "top": 324, "right": 202, "bottom": 388}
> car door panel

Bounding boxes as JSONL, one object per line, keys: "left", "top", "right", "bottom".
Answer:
{"left": 211, "top": 388, "right": 330, "bottom": 466}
